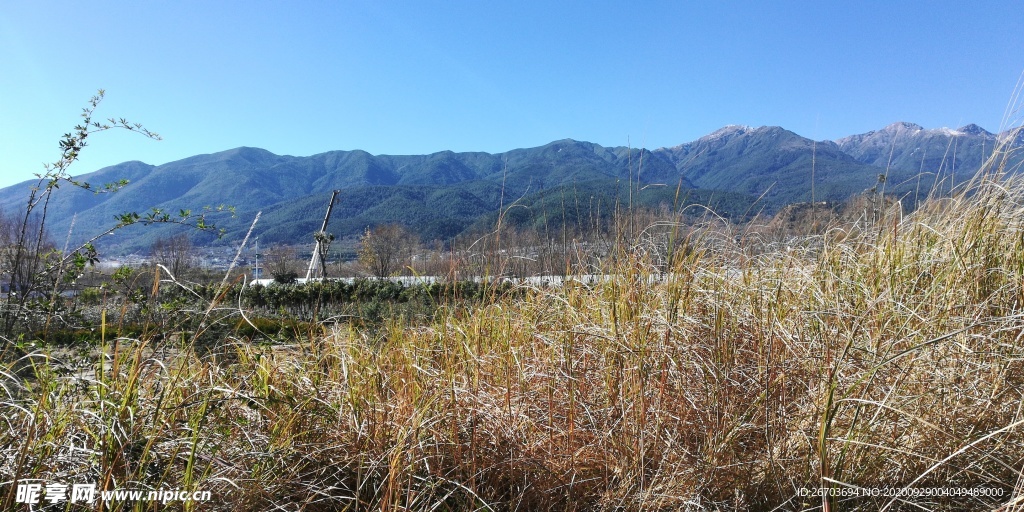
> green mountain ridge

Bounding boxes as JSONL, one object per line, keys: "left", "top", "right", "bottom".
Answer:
{"left": 0, "top": 123, "right": 1017, "bottom": 255}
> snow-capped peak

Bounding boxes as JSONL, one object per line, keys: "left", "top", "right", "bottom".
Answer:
{"left": 957, "top": 124, "right": 993, "bottom": 137}
{"left": 699, "top": 125, "right": 752, "bottom": 142}
{"left": 884, "top": 121, "right": 925, "bottom": 133}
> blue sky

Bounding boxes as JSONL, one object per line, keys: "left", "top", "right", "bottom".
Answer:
{"left": 1, "top": 1, "right": 1022, "bottom": 189}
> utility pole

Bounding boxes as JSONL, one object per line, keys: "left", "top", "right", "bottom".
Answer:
{"left": 253, "top": 237, "right": 260, "bottom": 280}
{"left": 306, "top": 190, "right": 340, "bottom": 280}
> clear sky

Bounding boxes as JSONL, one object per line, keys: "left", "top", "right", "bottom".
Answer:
{"left": 1, "top": 1, "right": 1022, "bottom": 189}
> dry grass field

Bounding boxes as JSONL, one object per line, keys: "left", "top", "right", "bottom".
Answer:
{"left": 3, "top": 143, "right": 1024, "bottom": 511}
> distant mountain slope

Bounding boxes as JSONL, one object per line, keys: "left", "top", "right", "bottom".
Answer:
{"left": 656, "top": 126, "right": 888, "bottom": 204}
{"left": 250, "top": 181, "right": 506, "bottom": 245}
{"left": 836, "top": 122, "right": 996, "bottom": 178}
{"left": 0, "top": 139, "right": 697, "bottom": 253}
{"left": 0, "top": 122, "right": 1017, "bottom": 255}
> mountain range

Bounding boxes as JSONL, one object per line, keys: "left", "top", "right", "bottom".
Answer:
{"left": 0, "top": 122, "right": 1019, "bottom": 254}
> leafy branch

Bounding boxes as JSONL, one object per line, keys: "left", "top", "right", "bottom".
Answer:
{"left": 1, "top": 90, "right": 230, "bottom": 339}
